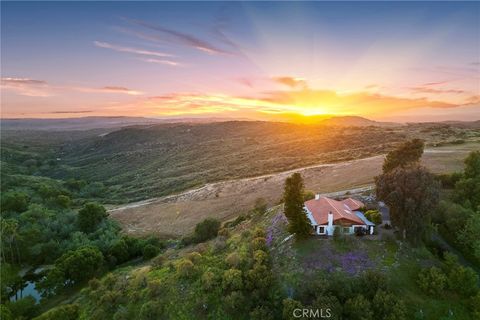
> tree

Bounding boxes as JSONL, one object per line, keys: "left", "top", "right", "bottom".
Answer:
{"left": 454, "top": 151, "right": 480, "bottom": 210}
{"left": 55, "top": 246, "right": 104, "bottom": 284}
{"left": 142, "top": 244, "right": 159, "bottom": 260}
{"left": 344, "top": 295, "right": 373, "bottom": 320}
{"left": 77, "top": 203, "right": 108, "bottom": 233}
{"left": 283, "top": 173, "right": 312, "bottom": 238}
{"left": 417, "top": 267, "right": 447, "bottom": 296}
{"left": 372, "top": 290, "right": 407, "bottom": 320}
{"left": 382, "top": 139, "right": 424, "bottom": 173}
{"left": 1, "top": 191, "right": 29, "bottom": 213}
{"left": 375, "top": 166, "right": 440, "bottom": 244}
{"left": 193, "top": 218, "right": 220, "bottom": 243}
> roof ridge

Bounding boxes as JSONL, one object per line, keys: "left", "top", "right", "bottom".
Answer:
{"left": 324, "top": 197, "right": 345, "bottom": 218}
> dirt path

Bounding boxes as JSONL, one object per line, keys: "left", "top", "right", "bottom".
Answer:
{"left": 109, "top": 143, "right": 478, "bottom": 237}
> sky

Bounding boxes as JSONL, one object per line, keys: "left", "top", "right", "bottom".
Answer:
{"left": 1, "top": 1, "right": 479, "bottom": 122}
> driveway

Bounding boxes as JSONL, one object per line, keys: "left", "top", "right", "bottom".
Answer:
{"left": 378, "top": 201, "right": 390, "bottom": 224}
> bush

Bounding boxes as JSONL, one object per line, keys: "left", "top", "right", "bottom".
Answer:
{"left": 151, "top": 255, "right": 166, "bottom": 268}
{"left": 283, "top": 298, "right": 304, "bottom": 320}
{"left": 185, "top": 251, "right": 202, "bottom": 264}
{"left": 142, "top": 244, "right": 159, "bottom": 260}
{"left": 176, "top": 259, "right": 195, "bottom": 278}
{"left": 225, "top": 252, "right": 241, "bottom": 268}
{"left": 222, "top": 269, "right": 243, "bottom": 291}
{"left": 253, "top": 250, "right": 268, "bottom": 265}
{"left": 33, "top": 304, "right": 79, "bottom": 320}
{"left": 417, "top": 266, "right": 447, "bottom": 295}
{"left": 8, "top": 296, "right": 38, "bottom": 320}
{"left": 251, "top": 237, "right": 267, "bottom": 251}
{"left": 201, "top": 270, "right": 218, "bottom": 291}
{"left": 56, "top": 246, "right": 104, "bottom": 284}
{"left": 364, "top": 210, "right": 382, "bottom": 225}
{"left": 77, "top": 203, "right": 108, "bottom": 233}
{"left": 252, "top": 227, "right": 266, "bottom": 238}
{"left": 303, "top": 190, "right": 316, "bottom": 201}
{"left": 193, "top": 218, "right": 221, "bottom": 243}
{"left": 1, "top": 191, "right": 29, "bottom": 213}
{"left": 447, "top": 265, "right": 479, "bottom": 297}
{"left": 372, "top": 290, "right": 406, "bottom": 320}
{"left": 253, "top": 198, "right": 268, "bottom": 214}
{"left": 139, "top": 301, "right": 163, "bottom": 320}
{"left": 344, "top": 295, "right": 373, "bottom": 320}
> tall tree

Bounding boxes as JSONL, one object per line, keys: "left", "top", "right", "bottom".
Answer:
{"left": 454, "top": 151, "right": 480, "bottom": 210}
{"left": 375, "top": 165, "right": 440, "bottom": 245}
{"left": 382, "top": 139, "right": 424, "bottom": 173}
{"left": 283, "top": 173, "right": 312, "bottom": 238}
{"left": 77, "top": 203, "right": 108, "bottom": 233}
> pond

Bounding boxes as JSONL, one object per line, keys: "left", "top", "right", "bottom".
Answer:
{"left": 10, "top": 281, "right": 42, "bottom": 303}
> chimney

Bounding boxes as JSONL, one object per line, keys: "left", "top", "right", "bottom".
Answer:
{"left": 315, "top": 194, "right": 320, "bottom": 200}
{"left": 328, "top": 211, "right": 333, "bottom": 227}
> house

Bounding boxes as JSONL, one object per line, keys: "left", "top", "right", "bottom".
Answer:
{"left": 304, "top": 195, "right": 375, "bottom": 236}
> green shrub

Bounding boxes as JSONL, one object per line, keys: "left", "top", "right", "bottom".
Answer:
{"left": 185, "top": 251, "right": 202, "bottom": 264}
{"left": 417, "top": 266, "right": 447, "bottom": 295}
{"left": 225, "top": 252, "right": 241, "bottom": 268}
{"left": 194, "top": 218, "right": 221, "bottom": 243}
{"left": 77, "top": 203, "right": 108, "bottom": 233}
{"left": 142, "top": 244, "right": 159, "bottom": 260}
{"left": 447, "top": 265, "right": 479, "bottom": 297}
{"left": 222, "top": 268, "right": 243, "bottom": 291}
{"left": 282, "top": 298, "right": 304, "bottom": 320}
{"left": 1, "top": 191, "right": 29, "bottom": 213}
{"left": 365, "top": 210, "right": 382, "bottom": 225}
{"left": 344, "top": 294, "right": 373, "bottom": 320}
{"left": 201, "top": 270, "right": 218, "bottom": 291}
{"left": 33, "top": 304, "right": 79, "bottom": 320}
{"left": 251, "top": 237, "right": 267, "bottom": 251}
{"left": 253, "top": 250, "right": 268, "bottom": 265}
{"left": 176, "top": 259, "right": 195, "bottom": 278}
{"left": 139, "top": 301, "right": 163, "bottom": 320}
{"left": 253, "top": 198, "right": 268, "bottom": 215}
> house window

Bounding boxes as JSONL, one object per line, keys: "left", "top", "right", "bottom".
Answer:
{"left": 343, "top": 227, "right": 350, "bottom": 234}
{"left": 318, "top": 226, "right": 326, "bottom": 234}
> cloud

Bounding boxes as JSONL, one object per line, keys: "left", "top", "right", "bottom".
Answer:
{"left": 126, "top": 19, "right": 231, "bottom": 55}
{"left": 50, "top": 110, "right": 93, "bottom": 114}
{"left": 94, "top": 41, "right": 173, "bottom": 58}
{"left": 409, "top": 86, "right": 465, "bottom": 94}
{"left": 120, "top": 87, "right": 465, "bottom": 119}
{"left": 272, "top": 76, "right": 307, "bottom": 89}
{"left": 1, "top": 77, "right": 51, "bottom": 97}
{"left": 138, "top": 57, "right": 182, "bottom": 67}
{"left": 2, "top": 77, "right": 144, "bottom": 97}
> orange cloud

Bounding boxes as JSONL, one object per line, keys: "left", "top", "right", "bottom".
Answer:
{"left": 272, "top": 76, "right": 307, "bottom": 88}
{"left": 116, "top": 88, "right": 464, "bottom": 120}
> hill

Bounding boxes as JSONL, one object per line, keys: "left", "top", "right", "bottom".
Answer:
{"left": 319, "top": 116, "right": 400, "bottom": 127}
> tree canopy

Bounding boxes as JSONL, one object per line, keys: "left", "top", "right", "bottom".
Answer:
{"left": 77, "top": 202, "right": 108, "bottom": 233}
{"left": 376, "top": 166, "right": 440, "bottom": 244}
{"left": 382, "top": 139, "right": 424, "bottom": 173}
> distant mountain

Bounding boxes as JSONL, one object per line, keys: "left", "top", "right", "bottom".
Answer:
{"left": 0, "top": 116, "right": 250, "bottom": 131}
{"left": 319, "top": 116, "right": 400, "bottom": 127}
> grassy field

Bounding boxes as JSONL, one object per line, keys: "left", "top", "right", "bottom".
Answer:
{"left": 109, "top": 141, "right": 480, "bottom": 237}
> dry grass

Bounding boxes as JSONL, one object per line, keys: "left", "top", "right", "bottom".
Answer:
{"left": 110, "top": 141, "right": 479, "bottom": 237}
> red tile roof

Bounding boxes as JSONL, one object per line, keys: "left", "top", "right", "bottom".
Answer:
{"left": 304, "top": 196, "right": 365, "bottom": 226}
{"left": 341, "top": 198, "right": 365, "bottom": 211}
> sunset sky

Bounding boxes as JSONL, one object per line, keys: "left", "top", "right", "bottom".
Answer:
{"left": 1, "top": 1, "right": 479, "bottom": 122}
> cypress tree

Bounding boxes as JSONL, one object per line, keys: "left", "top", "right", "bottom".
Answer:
{"left": 283, "top": 173, "right": 312, "bottom": 238}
